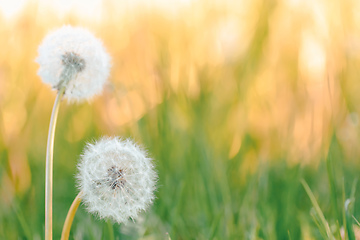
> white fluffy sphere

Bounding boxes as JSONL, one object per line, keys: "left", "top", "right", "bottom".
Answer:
{"left": 77, "top": 137, "right": 157, "bottom": 223}
{"left": 36, "top": 25, "right": 111, "bottom": 102}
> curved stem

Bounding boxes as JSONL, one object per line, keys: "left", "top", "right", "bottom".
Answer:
{"left": 61, "top": 192, "right": 82, "bottom": 240}
{"left": 45, "top": 87, "right": 65, "bottom": 240}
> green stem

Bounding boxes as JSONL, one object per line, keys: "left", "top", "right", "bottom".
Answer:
{"left": 45, "top": 87, "right": 65, "bottom": 240}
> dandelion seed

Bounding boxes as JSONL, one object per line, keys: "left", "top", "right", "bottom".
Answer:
{"left": 76, "top": 137, "right": 157, "bottom": 223}
{"left": 36, "top": 25, "right": 111, "bottom": 102}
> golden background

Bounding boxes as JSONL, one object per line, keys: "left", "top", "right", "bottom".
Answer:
{"left": 1, "top": 0, "right": 360, "bottom": 239}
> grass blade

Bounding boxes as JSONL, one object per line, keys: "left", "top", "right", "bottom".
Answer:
{"left": 344, "top": 179, "right": 358, "bottom": 240}
{"left": 301, "top": 179, "right": 335, "bottom": 240}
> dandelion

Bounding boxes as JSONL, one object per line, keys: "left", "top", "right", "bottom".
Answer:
{"left": 36, "top": 25, "right": 111, "bottom": 102}
{"left": 77, "top": 137, "right": 157, "bottom": 223}
{"left": 61, "top": 137, "right": 157, "bottom": 240}
{"left": 37, "top": 25, "right": 111, "bottom": 240}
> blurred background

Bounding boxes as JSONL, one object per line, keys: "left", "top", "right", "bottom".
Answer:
{"left": 1, "top": 0, "right": 360, "bottom": 239}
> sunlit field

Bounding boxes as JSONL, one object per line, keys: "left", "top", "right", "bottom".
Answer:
{"left": 1, "top": 0, "right": 360, "bottom": 239}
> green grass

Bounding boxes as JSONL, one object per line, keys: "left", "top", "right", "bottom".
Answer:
{"left": 1, "top": 91, "right": 359, "bottom": 240}
{"left": 1, "top": 2, "right": 360, "bottom": 239}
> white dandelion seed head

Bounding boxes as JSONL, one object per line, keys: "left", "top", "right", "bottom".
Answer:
{"left": 36, "top": 25, "right": 111, "bottom": 102}
{"left": 76, "top": 137, "right": 157, "bottom": 224}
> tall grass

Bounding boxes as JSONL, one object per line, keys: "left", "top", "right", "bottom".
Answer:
{"left": 1, "top": 0, "right": 360, "bottom": 239}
